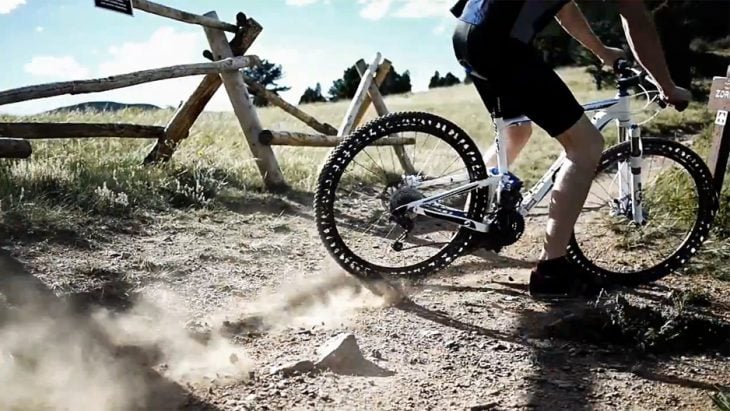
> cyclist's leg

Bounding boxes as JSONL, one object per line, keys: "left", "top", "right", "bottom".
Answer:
{"left": 467, "top": 66, "right": 533, "bottom": 168}
{"left": 510, "top": 45, "right": 605, "bottom": 261}
{"left": 543, "top": 116, "right": 604, "bottom": 260}
{"left": 483, "top": 122, "right": 532, "bottom": 168}
{"left": 470, "top": 76, "right": 533, "bottom": 168}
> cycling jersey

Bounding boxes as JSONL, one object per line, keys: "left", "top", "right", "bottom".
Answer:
{"left": 451, "top": 0, "right": 570, "bottom": 44}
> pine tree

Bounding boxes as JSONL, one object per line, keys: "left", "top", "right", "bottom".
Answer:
{"left": 299, "top": 83, "right": 327, "bottom": 104}
{"left": 242, "top": 59, "right": 290, "bottom": 107}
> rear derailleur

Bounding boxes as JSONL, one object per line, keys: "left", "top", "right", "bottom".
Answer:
{"left": 387, "top": 185, "right": 424, "bottom": 252}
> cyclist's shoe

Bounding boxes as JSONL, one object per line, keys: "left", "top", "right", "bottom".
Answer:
{"left": 529, "top": 257, "right": 603, "bottom": 299}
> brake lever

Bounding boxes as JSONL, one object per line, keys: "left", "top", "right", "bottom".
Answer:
{"left": 614, "top": 58, "right": 689, "bottom": 113}
{"left": 656, "top": 96, "right": 688, "bottom": 112}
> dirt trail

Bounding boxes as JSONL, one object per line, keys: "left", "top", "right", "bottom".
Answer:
{"left": 0, "top": 191, "right": 728, "bottom": 410}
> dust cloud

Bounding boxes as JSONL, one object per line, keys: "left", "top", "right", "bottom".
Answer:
{"left": 222, "top": 265, "right": 397, "bottom": 333}
{"left": 0, "top": 257, "right": 396, "bottom": 410}
{"left": 0, "top": 274, "right": 251, "bottom": 411}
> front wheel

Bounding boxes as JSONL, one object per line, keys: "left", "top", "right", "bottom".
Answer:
{"left": 567, "top": 138, "right": 718, "bottom": 286}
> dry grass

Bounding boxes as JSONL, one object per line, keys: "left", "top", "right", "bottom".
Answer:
{"left": 0, "top": 68, "right": 722, "bottom": 275}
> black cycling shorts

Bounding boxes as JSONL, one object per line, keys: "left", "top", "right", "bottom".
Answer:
{"left": 452, "top": 20, "right": 584, "bottom": 137}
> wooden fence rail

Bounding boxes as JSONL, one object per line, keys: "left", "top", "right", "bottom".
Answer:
{"left": 133, "top": 0, "right": 239, "bottom": 32}
{"left": 244, "top": 78, "right": 338, "bottom": 136}
{"left": 0, "top": 123, "right": 165, "bottom": 139}
{"left": 259, "top": 130, "right": 415, "bottom": 147}
{"left": 144, "top": 15, "right": 263, "bottom": 165}
{"left": 0, "top": 56, "right": 257, "bottom": 106}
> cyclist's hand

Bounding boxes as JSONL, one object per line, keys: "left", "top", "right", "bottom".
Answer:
{"left": 599, "top": 47, "right": 626, "bottom": 68}
{"left": 663, "top": 85, "right": 692, "bottom": 111}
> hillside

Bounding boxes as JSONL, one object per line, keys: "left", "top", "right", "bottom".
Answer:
{"left": 45, "top": 101, "right": 162, "bottom": 114}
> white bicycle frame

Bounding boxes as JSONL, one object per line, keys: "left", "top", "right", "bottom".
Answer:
{"left": 403, "top": 87, "right": 650, "bottom": 232}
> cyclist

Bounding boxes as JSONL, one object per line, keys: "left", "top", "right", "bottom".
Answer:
{"left": 450, "top": 0, "right": 692, "bottom": 297}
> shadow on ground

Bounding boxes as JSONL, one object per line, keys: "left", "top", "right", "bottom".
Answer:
{"left": 394, "top": 274, "right": 729, "bottom": 410}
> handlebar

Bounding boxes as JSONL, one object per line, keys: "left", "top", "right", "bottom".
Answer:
{"left": 612, "top": 58, "right": 688, "bottom": 112}
{"left": 613, "top": 58, "right": 634, "bottom": 75}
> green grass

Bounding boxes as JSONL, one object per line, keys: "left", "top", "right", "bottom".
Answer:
{"left": 1, "top": 67, "right": 727, "bottom": 282}
{"left": 645, "top": 111, "right": 730, "bottom": 281}
{"left": 713, "top": 390, "right": 730, "bottom": 411}
{"left": 0, "top": 68, "right": 597, "bottom": 219}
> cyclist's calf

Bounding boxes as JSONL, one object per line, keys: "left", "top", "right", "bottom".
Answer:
{"left": 542, "top": 115, "right": 605, "bottom": 259}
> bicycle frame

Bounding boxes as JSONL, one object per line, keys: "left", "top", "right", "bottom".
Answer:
{"left": 401, "top": 86, "right": 650, "bottom": 232}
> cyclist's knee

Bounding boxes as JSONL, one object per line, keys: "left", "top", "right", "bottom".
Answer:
{"left": 557, "top": 116, "right": 604, "bottom": 165}
{"left": 506, "top": 122, "right": 532, "bottom": 142}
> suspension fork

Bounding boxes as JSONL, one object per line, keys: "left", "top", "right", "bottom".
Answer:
{"left": 614, "top": 92, "right": 644, "bottom": 225}
{"left": 628, "top": 124, "right": 645, "bottom": 224}
{"left": 612, "top": 92, "right": 635, "bottom": 219}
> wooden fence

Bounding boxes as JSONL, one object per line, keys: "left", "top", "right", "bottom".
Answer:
{"left": 0, "top": 1, "right": 414, "bottom": 191}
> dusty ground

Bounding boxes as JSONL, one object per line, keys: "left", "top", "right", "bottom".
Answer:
{"left": 0, "top": 190, "right": 728, "bottom": 411}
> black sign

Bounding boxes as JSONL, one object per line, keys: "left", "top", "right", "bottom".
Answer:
{"left": 95, "top": 0, "right": 134, "bottom": 16}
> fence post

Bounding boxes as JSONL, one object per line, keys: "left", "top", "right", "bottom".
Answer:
{"left": 338, "top": 53, "right": 381, "bottom": 137}
{"left": 351, "top": 59, "right": 391, "bottom": 130}
{"left": 203, "top": 11, "right": 287, "bottom": 191}
{"left": 355, "top": 59, "right": 416, "bottom": 175}
{"left": 707, "top": 65, "right": 730, "bottom": 194}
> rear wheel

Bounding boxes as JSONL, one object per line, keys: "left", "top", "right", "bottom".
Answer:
{"left": 314, "top": 112, "right": 490, "bottom": 285}
{"left": 567, "top": 138, "right": 717, "bottom": 286}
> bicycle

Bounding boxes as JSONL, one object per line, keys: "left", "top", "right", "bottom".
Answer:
{"left": 314, "top": 60, "right": 718, "bottom": 292}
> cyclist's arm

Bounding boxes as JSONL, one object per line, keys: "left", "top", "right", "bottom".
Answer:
{"left": 615, "top": 0, "right": 675, "bottom": 92}
{"left": 555, "top": 1, "right": 621, "bottom": 66}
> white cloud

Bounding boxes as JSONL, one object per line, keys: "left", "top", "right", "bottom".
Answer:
{"left": 393, "top": 0, "right": 451, "bottom": 19}
{"left": 282, "top": 0, "right": 451, "bottom": 20}
{"left": 98, "top": 27, "right": 201, "bottom": 75}
{"left": 6, "top": 26, "right": 232, "bottom": 114}
{"left": 35, "top": 26, "right": 43, "bottom": 32}
{"left": 285, "top": 0, "right": 331, "bottom": 6}
{"left": 92, "top": 26, "right": 236, "bottom": 111}
{"left": 358, "top": 0, "right": 393, "bottom": 20}
{"left": 285, "top": 0, "right": 320, "bottom": 5}
{"left": 23, "top": 56, "right": 90, "bottom": 79}
{"left": 356, "top": 0, "right": 450, "bottom": 20}
{"left": 433, "top": 22, "right": 447, "bottom": 35}
{"left": 0, "top": 0, "right": 25, "bottom": 14}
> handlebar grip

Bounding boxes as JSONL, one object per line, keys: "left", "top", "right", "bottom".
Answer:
{"left": 658, "top": 98, "right": 689, "bottom": 112}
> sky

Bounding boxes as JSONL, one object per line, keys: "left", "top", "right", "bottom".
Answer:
{"left": 0, "top": 0, "right": 467, "bottom": 115}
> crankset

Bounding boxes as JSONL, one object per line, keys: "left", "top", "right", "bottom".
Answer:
{"left": 467, "top": 208, "right": 525, "bottom": 253}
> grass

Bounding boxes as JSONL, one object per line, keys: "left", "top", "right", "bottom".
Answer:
{"left": 1, "top": 67, "right": 728, "bottom": 281}
{"left": 646, "top": 108, "right": 730, "bottom": 281}
{"left": 713, "top": 390, "right": 730, "bottom": 411}
{"left": 545, "top": 291, "right": 730, "bottom": 356}
{"left": 0, "top": 68, "right": 594, "bottom": 218}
